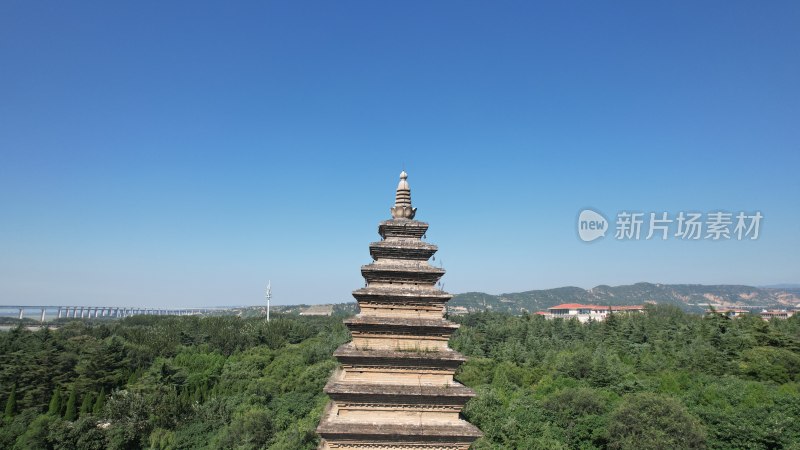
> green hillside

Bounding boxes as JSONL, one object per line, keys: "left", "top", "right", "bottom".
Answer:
{"left": 448, "top": 282, "right": 800, "bottom": 315}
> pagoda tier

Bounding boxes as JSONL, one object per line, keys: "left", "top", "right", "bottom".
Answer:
{"left": 345, "top": 316, "right": 459, "bottom": 351}
{"left": 325, "top": 378, "right": 476, "bottom": 409}
{"left": 334, "top": 343, "right": 467, "bottom": 386}
{"left": 352, "top": 287, "right": 452, "bottom": 319}
{"left": 317, "top": 172, "right": 481, "bottom": 450}
{"left": 334, "top": 344, "right": 468, "bottom": 369}
{"left": 360, "top": 263, "right": 445, "bottom": 286}
{"left": 378, "top": 220, "right": 428, "bottom": 239}
{"left": 369, "top": 240, "right": 438, "bottom": 261}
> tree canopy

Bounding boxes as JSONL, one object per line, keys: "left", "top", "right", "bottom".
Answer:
{"left": 1, "top": 305, "right": 799, "bottom": 449}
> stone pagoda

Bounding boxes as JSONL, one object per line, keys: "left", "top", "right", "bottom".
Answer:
{"left": 317, "top": 172, "right": 482, "bottom": 450}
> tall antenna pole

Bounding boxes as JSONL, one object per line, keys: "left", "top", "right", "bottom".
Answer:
{"left": 265, "top": 280, "right": 271, "bottom": 322}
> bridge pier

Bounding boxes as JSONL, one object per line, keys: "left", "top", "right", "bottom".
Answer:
{"left": 40, "top": 308, "right": 46, "bottom": 323}
{"left": 18, "top": 308, "right": 24, "bottom": 320}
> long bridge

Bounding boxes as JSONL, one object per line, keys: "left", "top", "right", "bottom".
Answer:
{"left": 0, "top": 305, "right": 232, "bottom": 323}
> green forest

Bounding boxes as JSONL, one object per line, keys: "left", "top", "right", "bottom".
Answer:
{"left": 1, "top": 306, "right": 799, "bottom": 449}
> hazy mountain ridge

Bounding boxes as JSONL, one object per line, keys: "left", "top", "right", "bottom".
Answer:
{"left": 448, "top": 282, "right": 800, "bottom": 314}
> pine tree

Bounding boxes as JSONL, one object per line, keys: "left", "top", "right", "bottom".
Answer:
{"left": 210, "top": 383, "right": 219, "bottom": 399}
{"left": 47, "top": 389, "right": 61, "bottom": 416}
{"left": 4, "top": 385, "right": 16, "bottom": 419}
{"left": 200, "top": 381, "right": 209, "bottom": 402}
{"left": 92, "top": 388, "right": 105, "bottom": 415}
{"left": 80, "top": 392, "right": 93, "bottom": 417}
{"left": 180, "top": 386, "right": 190, "bottom": 406}
{"left": 64, "top": 386, "right": 77, "bottom": 421}
{"left": 193, "top": 385, "right": 202, "bottom": 403}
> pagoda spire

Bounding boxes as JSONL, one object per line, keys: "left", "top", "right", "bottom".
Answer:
{"left": 390, "top": 170, "right": 417, "bottom": 219}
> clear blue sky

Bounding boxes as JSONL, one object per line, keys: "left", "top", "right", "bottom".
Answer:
{"left": 1, "top": 1, "right": 798, "bottom": 307}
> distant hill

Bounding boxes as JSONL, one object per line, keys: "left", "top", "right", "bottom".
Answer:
{"left": 760, "top": 283, "right": 800, "bottom": 289}
{"left": 447, "top": 282, "right": 800, "bottom": 315}
{"left": 235, "top": 283, "right": 800, "bottom": 317}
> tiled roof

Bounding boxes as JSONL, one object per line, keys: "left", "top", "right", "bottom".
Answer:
{"left": 549, "top": 303, "right": 595, "bottom": 309}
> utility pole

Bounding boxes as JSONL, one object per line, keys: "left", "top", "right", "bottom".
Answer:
{"left": 265, "top": 281, "right": 271, "bottom": 322}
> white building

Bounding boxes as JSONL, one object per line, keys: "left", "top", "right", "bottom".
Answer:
{"left": 542, "top": 303, "right": 644, "bottom": 323}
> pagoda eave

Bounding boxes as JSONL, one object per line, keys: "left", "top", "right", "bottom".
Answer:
{"left": 378, "top": 220, "right": 429, "bottom": 239}
{"left": 344, "top": 317, "right": 459, "bottom": 336}
{"left": 361, "top": 266, "right": 445, "bottom": 285}
{"left": 325, "top": 382, "right": 475, "bottom": 402}
{"left": 317, "top": 421, "right": 483, "bottom": 442}
{"left": 334, "top": 344, "right": 467, "bottom": 365}
{"left": 344, "top": 316, "right": 458, "bottom": 328}
{"left": 352, "top": 287, "right": 452, "bottom": 303}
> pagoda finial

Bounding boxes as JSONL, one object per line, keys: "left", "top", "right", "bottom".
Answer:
{"left": 390, "top": 171, "right": 417, "bottom": 219}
